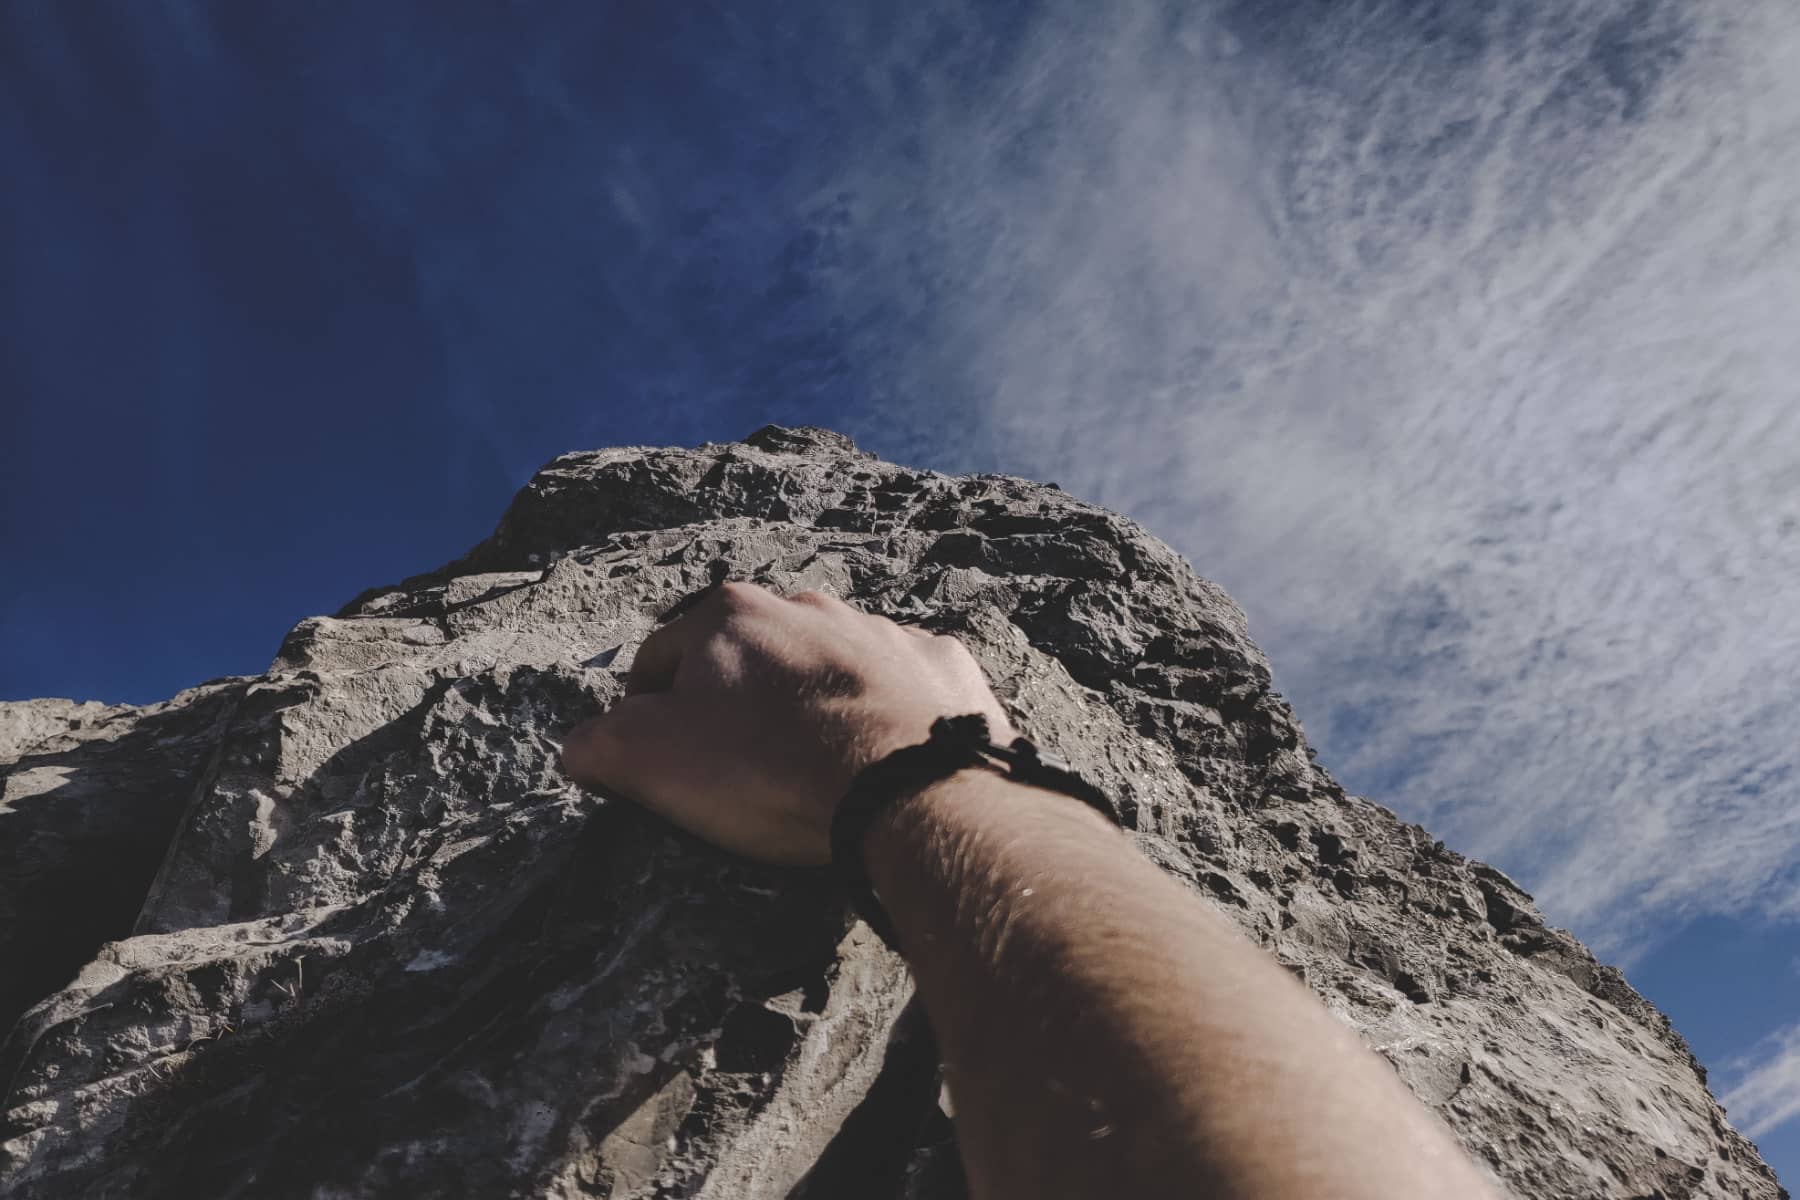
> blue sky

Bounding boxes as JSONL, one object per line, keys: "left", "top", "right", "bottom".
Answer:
{"left": 3, "top": 0, "right": 1796, "bottom": 1181}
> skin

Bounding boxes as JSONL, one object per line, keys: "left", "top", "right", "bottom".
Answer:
{"left": 562, "top": 580, "right": 1502, "bottom": 1199}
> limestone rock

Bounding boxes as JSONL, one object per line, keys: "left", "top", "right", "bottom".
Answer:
{"left": 0, "top": 424, "right": 1783, "bottom": 1198}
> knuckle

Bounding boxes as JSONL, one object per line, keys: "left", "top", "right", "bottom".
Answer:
{"left": 787, "top": 589, "right": 836, "bottom": 607}
{"left": 714, "top": 580, "right": 767, "bottom": 608}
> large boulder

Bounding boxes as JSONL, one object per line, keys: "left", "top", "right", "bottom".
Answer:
{"left": 0, "top": 425, "right": 1783, "bottom": 1198}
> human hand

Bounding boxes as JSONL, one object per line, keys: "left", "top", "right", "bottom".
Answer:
{"left": 560, "top": 581, "right": 1019, "bottom": 866}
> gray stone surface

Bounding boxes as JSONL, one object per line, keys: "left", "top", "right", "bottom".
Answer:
{"left": 0, "top": 424, "right": 1783, "bottom": 1199}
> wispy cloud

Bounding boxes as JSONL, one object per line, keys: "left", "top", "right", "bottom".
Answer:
{"left": 824, "top": 0, "right": 1800, "bottom": 961}
{"left": 1725, "top": 1024, "right": 1800, "bottom": 1140}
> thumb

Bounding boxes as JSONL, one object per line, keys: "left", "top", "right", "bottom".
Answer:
{"left": 560, "top": 692, "right": 687, "bottom": 813}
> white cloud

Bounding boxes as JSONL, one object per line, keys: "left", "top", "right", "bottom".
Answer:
{"left": 826, "top": 0, "right": 1800, "bottom": 961}
{"left": 1724, "top": 1023, "right": 1800, "bottom": 1140}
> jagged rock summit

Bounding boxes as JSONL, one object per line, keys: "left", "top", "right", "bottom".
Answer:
{"left": 0, "top": 425, "right": 1783, "bottom": 1199}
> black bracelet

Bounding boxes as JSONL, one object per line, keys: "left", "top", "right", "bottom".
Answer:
{"left": 829, "top": 713, "right": 1122, "bottom": 951}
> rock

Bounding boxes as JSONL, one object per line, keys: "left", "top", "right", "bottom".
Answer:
{"left": 0, "top": 425, "right": 1783, "bottom": 1199}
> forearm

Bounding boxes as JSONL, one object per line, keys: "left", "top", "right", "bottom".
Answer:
{"left": 864, "top": 768, "right": 1499, "bottom": 1200}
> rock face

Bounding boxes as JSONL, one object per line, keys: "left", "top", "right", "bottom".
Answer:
{"left": 0, "top": 424, "right": 1783, "bottom": 1199}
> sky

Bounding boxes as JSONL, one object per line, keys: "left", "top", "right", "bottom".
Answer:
{"left": 2, "top": 0, "right": 1795, "bottom": 1181}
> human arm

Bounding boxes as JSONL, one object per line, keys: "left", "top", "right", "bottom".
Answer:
{"left": 559, "top": 581, "right": 1500, "bottom": 1198}
{"left": 863, "top": 765, "right": 1498, "bottom": 1198}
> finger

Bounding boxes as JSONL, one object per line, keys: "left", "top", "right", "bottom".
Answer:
{"left": 561, "top": 692, "right": 685, "bottom": 806}
{"left": 627, "top": 590, "right": 736, "bottom": 694}
{"left": 624, "top": 617, "right": 699, "bottom": 695}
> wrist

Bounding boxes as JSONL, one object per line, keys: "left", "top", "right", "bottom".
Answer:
{"left": 861, "top": 768, "right": 1121, "bottom": 941}
{"left": 859, "top": 766, "right": 981, "bottom": 887}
